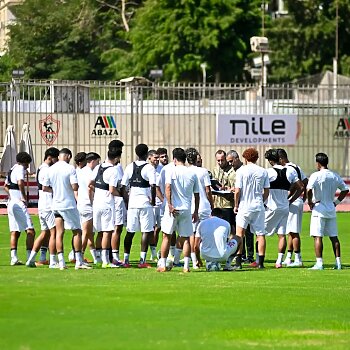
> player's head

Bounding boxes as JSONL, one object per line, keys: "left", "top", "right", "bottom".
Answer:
{"left": 135, "top": 143, "right": 149, "bottom": 160}
{"left": 226, "top": 150, "right": 241, "bottom": 169}
{"left": 195, "top": 153, "right": 202, "bottom": 167}
{"left": 215, "top": 149, "right": 228, "bottom": 169}
{"left": 148, "top": 149, "right": 159, "bottom": 168}
{"left": 211, "top": 208, "right": 224, "bottom": 218}
{"left": 185, "top": 147, "right": 199, "bottom": 165}
{"left": 108, "top": 140, "right": 124, "bottom": 152}
{"left": 264, "top": 148, "right": 279, "bottom": 164}
{"left": 86, "top": 152, "right": 101, "bottom": 169}
{"left": 107, "top": 149, "right": 122, "bottom": 164}
{"left": 276, "top": 148, "right": 288, "bottom": 161}
{"left": 242, "top": 148, "right": 259, "bottom": 163}
{"left": 172, "top": 147, "right": 186, "bottom": 164}
{"left": 315, "top": 152, "right": 328, "bottom": 168}
{"left": 44, "top": 147, "right": 60, "bottom": 165}
{"left": 59, "top": 148, "right": 72, "bottom": 163}
{"left": 74, "top": 152, "right": 87, "bottom": 168}
{"left": 16, "top": 151, "right": 32, "bottom": 167}
{"left": 157, "top": 147, "right": 168, "bottom": 166}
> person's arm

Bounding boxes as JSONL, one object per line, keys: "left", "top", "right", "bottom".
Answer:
{"left": 17, "top": 179, "right": 27, "bottom": 204}
{"left": 120, "top": 186, "right": 129, "bottom": 210}
{"left": 234, "top": 187, "right": 240, "bottom": 214}
{"left": 334, "top": 189, "right": 349, "bottom": 206}
{"left": 165, "top": 183, "right": 177, "bottom": 216}
{"left": 194, "top": 236, "right": 202, "bottom": 263}
{"left": 307, "top": 188, "right": 314, "bottom": 210}
{"left": 88, "top": 180, "right": 95, "bottom": 204}
{"left": 288, "top": 180, "right": 304, "bottom": 205}
{"left": 3, "top": 183, "right": 9, "bottom": 195}
{"left": 262, "top": 188, "right": 269, "bottom": 203}
{"left": 205, "top": 185, "right": 214, "bottom": 210}
{"left": 302, "top": 178, "right": 308, "bottom": 202}
{"left": 156, "top": 186, "right": 164, "bottom": 203}
{"left": 151, "top": 184, "right": 156, "bottom": 207}
{"left": 192, "top": 192, "right": 199, "bottom": 223}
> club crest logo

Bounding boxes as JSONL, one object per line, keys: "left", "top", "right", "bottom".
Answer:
{"left": 39, "top": 115, "right": 60, "bottom": 146}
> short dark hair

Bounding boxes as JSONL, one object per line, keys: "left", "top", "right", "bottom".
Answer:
{"left": 211, "top": 208, "right": 223, "bottom": 218}
{"left": 108, "top": 140, "right": 124, "bottom": 151}
{"left": 185, "top": 147, "right": 199, "bottom": 165}
{"left": 16, "top": 151, "right": 32, "bottom": 164}
{"left": 86, "top": 152, "right": 101, "bottom": 162}
{"left": 172, "top": 147, "right": 186, "bottom": 163}
{"left": 156, "top": 147, "right": 167, "bottom": 155}
{"left": 44, "top": 147, "right": 59, "bottom": 160}
{"left": 265, "top": 149, "right": 279, "bottom": 163}
{"left": 276, "top": 148, "right": 288, "bottom": 160}
{"left": 148, "top": 149, "right": 158, "bottom": 157}
{"left": 315, "top": 152, "right": 328, "bottom": 166}
{"left": 215, "top": 149, "right": 226, "bottom": 157}
{"left": 108, "top": 149, "right": 122, "bottom": 160}
{"left": 135, "top": 143, "right": 149, "bottom": 158}
{"left": 74, "top": 152, "right": 86, "bottom": 164}
{"left": 59, "top": 148, "right": 72, "bottom": 158}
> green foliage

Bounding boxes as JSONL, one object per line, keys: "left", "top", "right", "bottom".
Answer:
{"left": 268, "top": 0, "right": 350, "bottom": 82}
{"left": 0, "top": 54, "right": 15, "bottom": 82}
{"left": 128, "top": 0, "right": 262, "bottom": 82}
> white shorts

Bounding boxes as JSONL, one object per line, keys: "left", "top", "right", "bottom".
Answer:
{"left": 310, "top": 214, "right": 338, "bottom": 237}
{"left": 265, "top": 208, "right": 289, "bottom": 236}
{"left": 192, "top": 211, "right": 211, "bottom": 233}
{"left": 127, "top": 207, "right": 154, "bottom": 233}
{"left": 161, "top": 208, "right": 193, "bottom": 238}
{"left": 236, "top": 209, "right": 265, "bottom": 236}
{"left": 79, "top": 208, "right": 93, "bottom": 224}
{"left": 201, "top": 239, "right": 238, "bottom": 262}
{"left": 38, "top": 210, "right": 55, "bottom": 231}
{"left": 114, "top": 197, "right": 126, "bottom": 226}
{"left": 54, "top": 208, "right": 81, "bottom": 230}
{"left": 93, "top": 207, "right": 115, "bottom": 232}
{"left": 8, "top": 200, "right": 34, "bottom": 232}
{"left": 287, "top": 199, "right": 304, "bottom": 234}
{"left": 153, "top": 206, "right": 161, "bottom": 227}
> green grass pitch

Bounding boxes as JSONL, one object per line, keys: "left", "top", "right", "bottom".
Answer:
{"left": 0, "top": 213, "right": 349, "bottom": 349}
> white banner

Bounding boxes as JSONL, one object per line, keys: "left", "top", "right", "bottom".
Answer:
{"left": 216, "top": 114, "right": 298, "bottom": 145}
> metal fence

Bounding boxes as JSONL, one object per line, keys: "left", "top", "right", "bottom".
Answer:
{"left": 0, "top": 80, "right": 350, "bottom": 177}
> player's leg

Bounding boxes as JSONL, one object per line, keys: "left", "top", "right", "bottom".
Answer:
{"left": 26, "top": 229, "right": 49, "bottom": 267}
{"left": 55, "top": 215, "right": 66, "bottom": 269}
{"left": 138, "top": 208, "right": 154, "bottom": 268}
{"left": 309, "top": 215, "right": 324, "bottom": 270}
{"left": 327, "top": 218, "right": 341, "bottom": 269}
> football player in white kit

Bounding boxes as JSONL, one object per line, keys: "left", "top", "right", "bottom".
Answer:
{"left": 307, "top": 153, "right": 349, "bottom": 270}
{"left": 43, "top": 148, "right": 91, "bottom": 270}
{"left": 186, "top": 148, "right": 213, "bottom": 269}
{"left": 277, "top": 149, "right": 308, "bottom": 267}
{"left": 26, "top": 147, "right": 60, "bottom": 268}
{"left": 77, "top": 152, "right": 101, "bottom": 264}
{"left": 195, "top": 208, "right": 241, "bottom": 271}
{"left": 264, "top": 149, "right": 304, "bottom": 268}
{"left": 5, "top": 152, "right": 36, "bottom": 266}
{"left": 234, "top": 148, "right": 270, "bottom": 270}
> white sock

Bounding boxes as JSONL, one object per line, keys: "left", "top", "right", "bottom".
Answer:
{"left": 28, "top": 250, "right": 37, "bottom": 263}
{"left": 102, "top": 249, "right": 109, "bottom": 264}
{"left": 174, "top": 248, "right": 182, "bottom": 264}
{"left": 255, "top": 252, "right": 259, "bottom": 264}
{"left": 183, "top": 257, "right": 190, "bottom": 269}
{"left": 336, "top": 257, "right": 341, "bottom": 266}
{"left": 26, "top": 250, "right": 31, "bottom": 260}
{"left": 140, "top": 251, "right": 147, "bottom": 264}
{"left": 124, "top": 253, "right": 130, "bottom": 264}
{"left": 50, "top": 254, "right": 57, "bottom": 265}
{"left": 159, "top": 258, "right": 166, "bottom": 268}
{"left": 75, "top": 251, "right": 83, "bottom": 265}
{"left": 96, "top": 249, "right": 102, "bottom": 258}
{"left": 11, "top": 249, "right": 18, "bottom": 261}
{"left": 316, "top": 257, "right": 323, "bottom": 266}
{"left": 112, "top": 250, "right": 119, "bottom": 261}
{"left": 90, "top": 249, "right": 98, "bottom": 263}
{"left": 286, "top": 251, "right": 292, "bottom": 259}
{"left": 40, "top": 246, "right": 48, "bottom": 261}
{"left": 58, "top": 252, "right": 65, "bottom": 267}
{"left": 295, "top": 252, "right": 301, "bottom": 262}
{"left": 169, "top": 246, "right": 175, "bottom": 257}
{"left": 150, "top": 246, "right": 157, "bottom": 258}
{"left": 191, "top": 252, "right": 198, "bottom": 267}
{"left": 276, "top": 253, "right": 284, "bottom": 264}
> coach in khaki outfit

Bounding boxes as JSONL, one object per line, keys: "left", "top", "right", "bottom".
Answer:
{"left": 212, "top": 150, "right": 236, "bottom": 232}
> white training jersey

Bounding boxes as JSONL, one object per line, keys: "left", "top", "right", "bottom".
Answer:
{"left": 5, "top": 164, "right": 25, "bottom": 202}
{"left": 190, "top": 166, "right": 212, "bottom": 216}
{"left": 307, "top": 169, "right": 348, "bottom": 218}
{"left": 43, "top": 161, "right": 78, "bottom": 210}
{"left": 266, "top": 165, "right": 299, "bottom": 211}
{"left": 196, "top": 216, "right": 230, "bottom": 258}
{"left": 121, "top": 160, "right": 156, "bottom": 209}
{"left": 155, "top": 170, "right": 162, "bottom": 207}
{"left": 235, "top": 163, "right": 269, "bottom": 213}
{"left": 156, "top": 163, "right": 164, "bottom": 174}
{"left": 91, "top": 163, "right": 120, "bottom": 210}
{"left": 37, "top": 163, "right": 53, "bottom": 211}
{"left": 77, "top": 165, "right": 93, "bottom": 211}
{"left": 158, "top": 162, "right": 175, "bottom": 197}
{"left": 165, "top": 164, "right": 199, "bottom": 211}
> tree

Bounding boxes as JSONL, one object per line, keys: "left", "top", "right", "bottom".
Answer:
{"left": 267, "top": 0, "right": 350, "bottom": 82}
{"left": 126, "top": 0, "right": 262, "bottom": 82}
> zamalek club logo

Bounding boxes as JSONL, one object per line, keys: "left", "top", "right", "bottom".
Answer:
{"left": 91, "top": 116, "right": 119, "bottom": 136}
{"left": 39, "top": 115, "right": 60, "bottom": 146}
{"left": 334, "top": 117, "right": 350, "bottom": 138}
